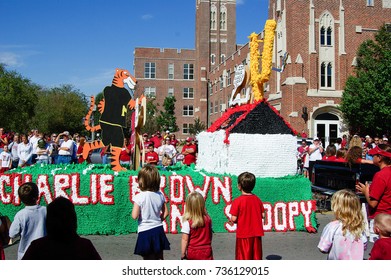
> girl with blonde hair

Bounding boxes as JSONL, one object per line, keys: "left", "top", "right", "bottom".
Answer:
{"left": 181, "top": 191, "right": 213, "bottom": 260}
{"left": 318, "top": 189, "right": 367, "bottom": 259}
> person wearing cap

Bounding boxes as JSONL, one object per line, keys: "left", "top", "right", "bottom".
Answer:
{"left": 383, "top": 137, "right": 389, "bottom": 145}
{"left": 308, "top": 138, "right": 324, "bottom": 181}
{"left": 56, "top": 131, "right": 73, "bottom": 164}
{"left": 356, "top": 144, "right": 391, "bottom": 242}
{"left": 181, "top": 137, "right": 197, "bottom": 166}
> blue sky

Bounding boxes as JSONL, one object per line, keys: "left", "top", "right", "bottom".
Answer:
{"left": 0, "top": 0, "right": 268, "bottom": 96}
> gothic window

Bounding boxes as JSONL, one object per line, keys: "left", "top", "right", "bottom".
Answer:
{"left": 326, "top": 27, "right": 332, "bottom": 46}
{"left": 220, "top": 6, "right": 227, "bottom": 30}
{"left": 320, "top": 62, "right": 332, "bottom": 88}
{"left": 211, "top": 5, "right": 217, "bottom": 30}
{"left": 211, "top": 54, "right": 216, "bottom": 65}
{"left": 319, "top": 13, "right": 334, "bottom": 47}
{"left": 320, "top": 27, "right": 325, "bottom": 46}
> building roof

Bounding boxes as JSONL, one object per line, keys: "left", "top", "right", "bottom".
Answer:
{"left": 207, "top": 100, "right": 297, "bottom": 144}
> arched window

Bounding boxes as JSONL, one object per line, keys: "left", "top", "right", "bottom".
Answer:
{"left": 326, "top": 27, "right": 332, "bottom": 46}
{"left": 210, "top": 6, "right": 217, "bottom": 30}
{"left": 327, "top": 63, "right": 332, "bottom": 87}
{"left": 320, "top": 62, "right": 326, "bottom": 87}
{"left": 220, "top": 5, "right": 227, "bottom": 30}
{"left": 320, "top": 62, "right": 332, "bottom": 88}
{"left": 320, "top": 27, "right": 325, "bottom": 46}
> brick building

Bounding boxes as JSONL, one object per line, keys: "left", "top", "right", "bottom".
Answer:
{"left": 134, "top": 0, "right": 391, "bottom": 144}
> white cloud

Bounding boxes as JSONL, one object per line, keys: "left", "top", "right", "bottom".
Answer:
{"left": 0, "top": 52, "right": 23, "bottom": 67}
{"left": 237, "top": 0, "right": 245, "bottom": 5}
{"left": 141, "top": 14, "right": 153, "bottom": 20}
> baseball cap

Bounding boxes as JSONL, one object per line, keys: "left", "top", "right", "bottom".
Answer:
{"left": 63, "top": 131, "right": 70, "bottom": 136}
{"left": 166, "top": 130, "right": 170, "bottom": 133}
{"left": 383, "top": 137, "right": 388, "bottom": 141}
{"left": 186, "top": 137, "right": 193, "bottom": 142}
{"left": 143, "top": 133, "right": 148, "bottom": 137}
{"left": 368, "top": 145, "right": 391, "bottom": 158}
{"left": 313, "top": 137, "right": 319, "bottom": 141}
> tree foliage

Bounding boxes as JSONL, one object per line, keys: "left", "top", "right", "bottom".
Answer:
{"left": 142, "top": 98, "right": 160, "bottom": 135}
{"left": 0, "top": 64, "right": 40, "bottom": 132}
{"left": 189, "top": 117, "right": 206, "bottom": 136}
{"left": 0, "top": 64, "right": 89, "bottom": 135}
{"left": 30, "top": 85, "right": 88, "bottom": 134}
{"left": 340, "top": 25, "right": 391, "bottom": 136}
{"left": 156, "top": 96, "right": 179, "bottom": 133}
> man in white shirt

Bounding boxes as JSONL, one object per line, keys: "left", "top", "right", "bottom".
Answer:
{"left": 308, "top": 138, "right": 324, "bottom": 181}
{"left": 56, "top": 131, "right": 73, "bottom": 164}
{"left": 29, "top": 129, "right": 40, "bottom": 164}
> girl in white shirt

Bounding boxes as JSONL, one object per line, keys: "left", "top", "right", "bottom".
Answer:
{"left": 132, "top": 165, "right": 170, "bottom": 259}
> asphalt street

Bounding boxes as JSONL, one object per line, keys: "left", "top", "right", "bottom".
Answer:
{"left": 3, "top": 211, "right": 373, "bottom": 260}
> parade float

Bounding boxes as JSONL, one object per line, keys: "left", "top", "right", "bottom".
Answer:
{"left": 0, "top": 20, "right": 317, "bottom": 235}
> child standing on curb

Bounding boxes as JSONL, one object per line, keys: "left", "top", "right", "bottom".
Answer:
{"left": 318, "top": 189, "right": 367, "bottom": 260}
{"left": 181, "top": 191, "right": 213, "bottom": 260}
{"left": 369, "top": 213, "right": 391, "bottom": 260}
{"left": 9, "top": 182, "right": 47, "bottom": 259}
{"left": 132, "top": 165, "right": 170, "bottom": 260}
{"left": 229, "top": 172, "right": 265, "bottom": 260}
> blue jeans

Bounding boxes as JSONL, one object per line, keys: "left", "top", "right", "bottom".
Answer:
{"left": 57, "top": 155, "right": 72, "bottom": 164}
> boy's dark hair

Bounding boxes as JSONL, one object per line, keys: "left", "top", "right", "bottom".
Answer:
{"left": 238, "top": 172, "right": 256, "bottom": 193}
{"left": 138, "top": 165, "right": 161, "bottom": 192}
{"left": 18, "top": 182, "right": 39, "bottom": 206}
{"left": 148, "top": 143, "right": 154, "bottom": 148}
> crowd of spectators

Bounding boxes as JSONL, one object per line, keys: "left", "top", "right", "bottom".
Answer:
{"left": 297, "top": 133, "right": 390, "bottom": 178}
{"left": 0, "top": 128, "right": 198, "bottom": 173}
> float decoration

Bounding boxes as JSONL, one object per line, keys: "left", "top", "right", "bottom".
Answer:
{"left": 83, "top": 68, "right": 142, "bottom": 172}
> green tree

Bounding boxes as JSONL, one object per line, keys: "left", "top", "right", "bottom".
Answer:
{"left": 142, "top": 98, "right": 160, "bottom": 135}
{"left": 339, "top": 25, "right": 391, "bottom": 136}
{"left": 31, "top": 84, "right": 88, "bottom": 134}
{"left": 0, "top": 64, "right": 40, "bottom": 132}
{"left": 189, "top": 117, "right": 206, "bottom": 136}
{"left": 156, "top": 96, "right": 179, "bottom": 133}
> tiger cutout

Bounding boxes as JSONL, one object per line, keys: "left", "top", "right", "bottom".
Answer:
{"left": 83, "top": 68, "right": 137, "bottom": 171}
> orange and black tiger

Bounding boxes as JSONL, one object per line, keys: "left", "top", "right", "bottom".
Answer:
{"left": 83, "top": 68, "right": 137, "bottom": 171}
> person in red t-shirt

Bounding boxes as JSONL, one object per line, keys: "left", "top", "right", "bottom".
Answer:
{"left": 76, "top": 137, "right": 91, "bottom": 163}
{"left": 0, "top": 128, "right": 8, "bottom": 152}
{"left": 181, "top": 191, "right": 213, "bottom": 260}
{"left": 181, "top": 137, "right": 197, "bottom": 166}
{"left": 150, "top": 132, "right": 162, "bottom": 149}
{"left": 322, "top": 145, "right": 337, "bottom": 161}
{"left": 369, "top": 213, "right": 391, "bottom": 260}
{"left": 356, "top": 144, "right": 391, "bottom": 242}
{"left": 120, "top": 138, "right": 132, "bottom": 166}
{"left": 144, "top": 144, "right": 159, "bottom": 165}
{"left": 229, "top": 172, "right": 265, "bottom": 260}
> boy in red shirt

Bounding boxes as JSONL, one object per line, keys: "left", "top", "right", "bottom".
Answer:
{"left": 144, "top": 144, "right": 158, "bottom": 165}
{"left": 229, "top": 172, "right": 265, "bottom": 260}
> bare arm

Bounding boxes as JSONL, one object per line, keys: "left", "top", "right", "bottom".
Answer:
{"left": 131, "top": 203, "right": 140, "bottom": 220}
{"left": 356, "top": 182, "right": 379, "bottom": 209}
{"left": 161, "top": 202, "right": 168, "bottom": 220}
{"left": 181, "top": 233, "right": 189, "bottom": 259}
{"left": 230, "top": 215, "right": 238, "bottom": 223}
